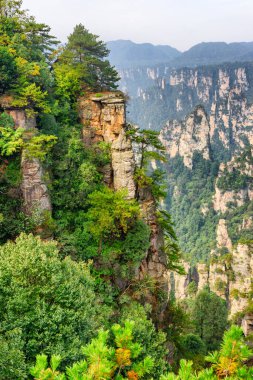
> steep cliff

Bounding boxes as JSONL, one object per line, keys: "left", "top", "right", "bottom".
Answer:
{"left": 160, "top": 105, "right": 210, "bottom": 169}
{"left": 169, "top": 240, "right": 253, "bottom": 318}
{"left": 125, "top": 62, "right": 253, "bottom": 136}
{"left": 79, "top": 93, "right": 136, "bottom": 198}
{"left": 78, "top": 92, "right": 167, "bottom": 292}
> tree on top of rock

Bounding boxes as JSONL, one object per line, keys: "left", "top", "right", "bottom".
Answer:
{"left": 59, "top": 24, "right": 119, "bottom": 91}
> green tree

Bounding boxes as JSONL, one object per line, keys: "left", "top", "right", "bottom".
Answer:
{"left": 0, "top": 328, "right": 26, "bottom": 380}
{"left": 86, "top": 187, "right": 140, "bottom": 253}
{"left": 0, "top": 233, "right": 109, "bottom": 376}
{"left": 0, "top": 46, "right": 18, "bottom": 93}
{"left": 119, "top": 302, "right": 169, "bottom": 378}
{"left": 59, "top": 24, "right": 119, "bottom": 91}
{"left": 0, "top": 0, "right": 57, "bottom": 112}
{"left": 206, "top": 325, "right": 253, "bottom": 379}
{"left": 30, "top": 321, "right": 154, "bottom": 380}
{"left": 0, "top": 112, "right": 24, "bottom": 156}
{"left": 192, "top": 287, "right": 228, "bottom": 351}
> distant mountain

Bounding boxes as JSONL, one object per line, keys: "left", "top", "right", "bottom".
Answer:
{"left": 108, "top": 40, "right": 253, "bottom": 70}
{"left": 171, "top": 42, "right": 253, "bottom": 67}
{"left": 107, "top": 40, "right": 181, "bottom": 68}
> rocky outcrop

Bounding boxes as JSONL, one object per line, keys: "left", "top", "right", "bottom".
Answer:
{"left": 242, "top": 315, "right": 253, "bottom": 336}
{"left": 20, "top": 156, "right": 52, "bottom": 217}
{"left": 160, "top": 106, "right": 210, "bottom": 168}
{"left": 168, "top": 206, "right": 253, "bottom": 317}
{"left": 213, "top": 153, "right": 253, "bottom": 213}
{"left": 229, "top": 243, "right": 253, "bottom": 316}
{"left": 216, "top": 219, "right": 232, "bottom": 250}
{"left": 79, "top": 93, "right": 136, "bottom": 199}
{"left": 160, "top": 65, "right": 253, "bottom": 164}
{"left": 168, "top": 241, "right": 253, "bottom": 318}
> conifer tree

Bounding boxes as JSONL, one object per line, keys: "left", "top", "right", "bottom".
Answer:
{"left": 60, "top": 24, "right": 119, "bottom": 91}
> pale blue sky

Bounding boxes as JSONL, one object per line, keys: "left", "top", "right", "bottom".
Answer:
{"left": 22, "top": 0, "right": 252, "bottom": 51}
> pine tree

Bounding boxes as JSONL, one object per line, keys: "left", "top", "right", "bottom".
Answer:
{"left": 60, "top": 24, "right": 119, "bottom": 91}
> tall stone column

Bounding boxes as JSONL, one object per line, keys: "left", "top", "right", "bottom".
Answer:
{"left": 0, "top": 99, "right": 52, "bottom": 225}
{"left": 78, "top": 92, "right": 136, "bottom": 199}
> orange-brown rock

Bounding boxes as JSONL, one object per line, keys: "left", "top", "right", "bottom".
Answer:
{"left": 78, "top": 93, "right": 136, "bottom": 198}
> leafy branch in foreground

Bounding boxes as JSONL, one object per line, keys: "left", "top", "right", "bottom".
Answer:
{"left": 30, "top": 321, "right": 154, "bottom": 380}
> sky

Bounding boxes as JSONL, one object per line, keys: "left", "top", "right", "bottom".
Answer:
{"left": 22, "top": 0, "right": 253, "bottom": 51}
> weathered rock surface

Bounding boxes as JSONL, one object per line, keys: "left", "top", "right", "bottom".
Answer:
{"left": 216, "top": 219, "right": 232, "bottom": 250}
{"left": 168, "top": 209, "right": 253, "bottom": 317}
{"left": 21, "top": 156, "right": 52, "bottom": 216}
{"left": 160, "top": 65, "right": 253, "bottom": 165}
{"left": 168, "top": 241, "right": 253, "bottom": 317}
{"left": 160, "top": 106, "right": 210, "bottom": 168}
{"left": 79, "top": 93, "right": 136, "bottom": 198}
{"left": 213, "top": 154, "right": 253, "bottom": 213}
{"left": 126, "top": 63, "right": 253, "bottom": 136}
{"left": 138, "top": 187, "right": 167, "bottom": 284}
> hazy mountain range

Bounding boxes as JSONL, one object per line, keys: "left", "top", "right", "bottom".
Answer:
{"left": 107, "top": 40, "right": 253, "bottom": 69}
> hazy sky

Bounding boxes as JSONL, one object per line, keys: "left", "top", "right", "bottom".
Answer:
{"left": 22, "top": 0, "right": 252, "bottom": 51}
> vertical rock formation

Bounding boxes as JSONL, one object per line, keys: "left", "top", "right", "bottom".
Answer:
{"left": 0, "top": 98, "right": 51, "bottom": 220}
{"left": 79, "top": 93, "right": 136, "bottom": 198}
{"left": 138, "top": 187, "right": 167, "bottom": 291}
{"left": 160, "top": 105, "right": 210, "bottom": 169}
{"left": 168, "top": 242, "right": 253, "bottom": 318}
{"left": 78, "top": 92, "right": 168, "bottom": 304}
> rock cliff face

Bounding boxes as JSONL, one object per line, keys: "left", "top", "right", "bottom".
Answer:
{"left": 142, "top": 65, "right": 253, "bottom": 317}
{"left": 169, "top": 241, "right": 253, "bottom": 317}
{"left": 123, "top": 63, "right": 253, "bottom": 136}
{"left": 213, "top": 153, "right": 253, "bottom": 213}
{"left": 159, "top": 65, "right": 253, "bottom": 161}
{"left": 79, "top": 93, "right": 136, "bottom": 199}
{"left": 160, "top": 106, "right": 210, "bottom": 168}
{"left": 138, "top": 187, "right": 167, "bottom": 287}
{"left": 78, "top": 92, "right": 167, "bottom": 289}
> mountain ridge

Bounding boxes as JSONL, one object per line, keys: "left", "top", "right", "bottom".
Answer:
{"left": 108, "top": 40, "right": 253, "bottom": 69}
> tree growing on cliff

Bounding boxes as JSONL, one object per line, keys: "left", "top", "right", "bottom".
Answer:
{"left": 58, "top": 24, "right": 119, "bottom": 91}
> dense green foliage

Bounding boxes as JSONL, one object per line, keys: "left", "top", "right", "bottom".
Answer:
{"left": 0, "top": 234, "right": 109, "bottom": 376}
{"left": 30, "top": 325, "right": 253, "bottom": 379}
{"left": 59, "top": 24, "right": 119, "bottom": 91}
{"left": 165, "top": 154, "right": 219, "bottom": 263}
{"left": 31, "top": 320, "right": 155, "bottom": 380}
{"left": 191, "top": 288, "right": 228, "bottom": 352}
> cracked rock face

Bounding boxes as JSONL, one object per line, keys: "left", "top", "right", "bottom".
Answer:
{"left": 160, "top": 65, "right": 253, "bottom": 165}
{"left": 160, "top": 105, "right": 210, "bottom": 169}
{"left": 21, "top": 157, "right": 52, "bottom": 216}
{"left": 79, "top": 93, "right": 136, "bottom": 199}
